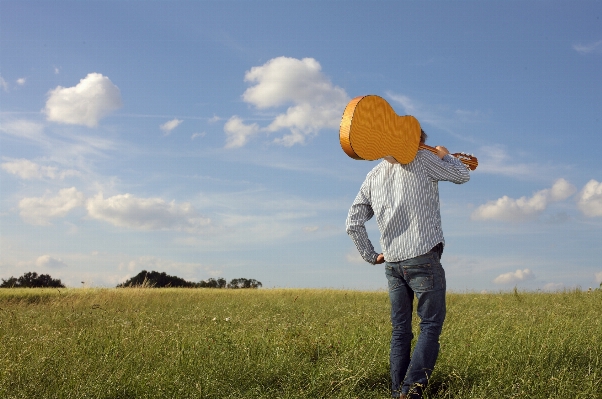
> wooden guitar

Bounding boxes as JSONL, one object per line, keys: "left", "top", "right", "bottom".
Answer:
{"left": 339, "top": 95, "right": 478, "bottom": 170}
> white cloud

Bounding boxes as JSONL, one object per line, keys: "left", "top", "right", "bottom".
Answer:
{"left": 471, "top": 145, "right": 552, "bottom": 179}
{"left": 224, "top": 116, "right": 259, "bottom": 148}
{"left": 160, "top": 118, "right": 183, "bottom": 135}
{"left": 345, "top": 247, "right": 365, "bottom": 264}
{"left": 44, "top": 73, "right": 122, "bottom": 127}
{"left": 35, "top": 255, "right": 68, "bottom": 269}
{"left": 577, "top": 179, "right": 602, "bottom": 217}
{"left": 595, "top": 271, "right": 602, "bottom": 284}
{"left": 573, "top": 40, "right": 602, "bottom": 55}
{"left": 1, "top": 159, "right": 79, "bottom": 180}
{"left": 543, "top": 282, "right": 564, "bottom": 292}
{"left": 191, "top": 132, "right": 205, "bottom": 140}
{"left": 86, "top": 193, "right": 211, "bottom": 233}
{"left": 548, "top": 178, "right": 576, "bottom": 201}
{"left": 493, "top": 268, "right": 535, "bottom": 285}
{"left": 19, "top": 187, "right": 85, "bottom": 225}
{"left": 472, "top": 178, "right": 576, "bottom": 222}
{"left": 388, "top": 92, "right": 486, "bottom": 139}
{"left": 226, "top": 56, "right": 349, "bottom": 147}
{"left": 16, "top": 78, "right": 26, "bottom": 86}
{"left": 0, "top": 119, "right": 46, "bottom": 141}
{"left": 0, "top": 76, "right": 8, "bottom": 92}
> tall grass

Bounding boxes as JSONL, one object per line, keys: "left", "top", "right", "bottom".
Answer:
{"left": 1, "top": 288, "right": 600, "bottom": 398}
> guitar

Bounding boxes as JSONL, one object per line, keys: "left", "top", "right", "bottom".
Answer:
{"left": 339, "top": 95, "right": 478, "bottom": 170}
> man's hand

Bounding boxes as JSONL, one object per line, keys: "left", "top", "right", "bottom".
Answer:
{"left": 435, "top": 146, "right": 449, "bottom": 159}
{"left": 375, "top": 254, "right": 385, "bottom": 264}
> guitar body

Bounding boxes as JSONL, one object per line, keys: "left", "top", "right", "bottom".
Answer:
{"left": 339, "top": 95, "right": 478, "bottom": 170}
{"left": 340, "top": 95, "right": 422, "bottom": 164}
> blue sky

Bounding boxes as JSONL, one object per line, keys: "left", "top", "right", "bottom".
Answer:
{"left": 1, "top": 1, "right": 601, "bottom": 291}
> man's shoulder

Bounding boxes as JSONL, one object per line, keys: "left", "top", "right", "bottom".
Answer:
{"left": 365, "top": 160, "right": 389, "bottom": 179}
{"left": 415, "top": 149, "right": 438, "bottom": 162}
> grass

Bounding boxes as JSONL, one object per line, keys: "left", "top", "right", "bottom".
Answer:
{"left": 1, "top": 288, "right": 600, "bottom": 398}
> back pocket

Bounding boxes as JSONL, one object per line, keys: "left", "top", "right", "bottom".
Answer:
{"left": 402, "top": 263, "right": 434, "bottom": 292}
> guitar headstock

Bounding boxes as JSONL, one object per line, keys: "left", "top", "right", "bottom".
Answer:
{"left": 451, "top": 152, "right": 478, "bottom": 171}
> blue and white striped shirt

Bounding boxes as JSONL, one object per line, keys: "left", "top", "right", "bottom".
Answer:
{"left": 346, "top": 150, "right": 470, "bottom": 264}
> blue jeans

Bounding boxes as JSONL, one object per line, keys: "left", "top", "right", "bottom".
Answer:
{"left": 385, "top": 246, "right": 446, "bottom": 398}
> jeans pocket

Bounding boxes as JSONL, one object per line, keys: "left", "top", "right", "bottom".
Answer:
{"left": 402, "top": 263, "right": 434, "bottom": 292}
{"left": 385, "top": 265, "right": 401, "bottom": 291}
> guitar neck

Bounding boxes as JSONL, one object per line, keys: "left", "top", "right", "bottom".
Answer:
{"left": 418, "top": 143, "right": 439, "bottom": 154}
{"left": 418, "top": 143, "right": 478, "bottom": 171}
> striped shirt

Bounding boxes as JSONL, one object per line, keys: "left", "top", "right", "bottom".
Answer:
{"left": 346, "top": 150, "right": 470, "bottom": 264}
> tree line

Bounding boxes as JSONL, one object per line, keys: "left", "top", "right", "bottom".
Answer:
{"left": 118, "top": 270, "right": 262, "bottom": 289}
{"left": 1, "top": 270, "right": 261, "bottom": 289}
{"left": 0, "top": 272, "right": 65, "bottom": 288}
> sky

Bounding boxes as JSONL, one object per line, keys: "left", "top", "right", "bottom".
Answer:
{"left": 1, "top": 1, "right": 601, "bottom": 292}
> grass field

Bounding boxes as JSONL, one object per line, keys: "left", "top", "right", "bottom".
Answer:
{"left": 1, "top": 288, "right": 601, "bottom": 398}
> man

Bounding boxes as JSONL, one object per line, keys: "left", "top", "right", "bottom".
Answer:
{"left": 345, "top": 130, "right": 470, "bottom": 399}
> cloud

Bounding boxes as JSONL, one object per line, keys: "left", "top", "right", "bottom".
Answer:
{"left": 16, "top": 78, "right": 26, "bottom": 86}
{"left": 35, "top": 255, "right": 68, "bottom": 269}
{"left": 543, "top": 282, "right": 564, "bottom": 292}
{"left": 0, "top": 76, "right": 8, "bottom": 92}
{"left": 160, "top": 118, "right": 183, "bottom": 135}
{"left": 0, "top": 119, "right": 46, "bottom": 141}
{"left": 118, "top": 256, "right": 219, "bottom": 280}
{"left": 577, "top": 179, "right": 602, "bottom": 217}
{"left": 472, "top": 178, "right": 576, "bottom": 222}
{"left": 86, "top": 193, "right": 211, "bottom": 233}
{"left": 224, "top": 116, "right": 259, "bottom": 148}
{"left": 44, "top": 73, "right": 122, "bottom": 127}
{"left": 493, "top": 269, "right": 535, "bottom": 285}
{"left": 1, "top": 159, "right": 79, "bottom": 180}
{"left": 595, "top": 271, "right": 602, "bottom": 284}
{"left": 475, "top": 145, "right": 548, "bottom": 179}
{"left": 573, "top": 40, "right": 602, "bottom": 55}
{"left": 225, "top": 56, "right": 349, "bottom": 147}
{"left": 345, "top": 247, "right": 365, "bottom": 264}
{"left": 388, "top": 92, "right": 485, "bottom": 139}
{"left": 19, "top": 187, "right": 85, "bottom": 225}
{"left": 191, "top": 132, "right": 205, "bottom": 140}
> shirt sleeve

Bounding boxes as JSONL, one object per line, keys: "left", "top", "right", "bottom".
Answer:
{"left": 419, "top": 150, "right": 471, "bottom": 184}
{"left": 346, "top": 181, "right": 379, "bottom": 264}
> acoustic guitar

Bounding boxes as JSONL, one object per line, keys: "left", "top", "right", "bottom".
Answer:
{"left": 339, "top": 95, "right": 478, "bottom": 170}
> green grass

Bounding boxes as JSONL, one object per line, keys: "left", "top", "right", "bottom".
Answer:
{"left": 1, "top": 288, "right": 600, "bottom": 398}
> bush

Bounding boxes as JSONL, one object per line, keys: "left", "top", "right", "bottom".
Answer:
{"left": 117, "top": 270, "right": 193, "bottom": 288}
{"left": 227, "top": 278, "right": 262, "bottom": 289}
{"left": 194, "top": 278, "right": 227, "bottom": 288}
{"left": 116, "top": 271, "right": 261, "bottom": 289}
{"left": 0, "top": 272, "right": 65, "bottom": 288}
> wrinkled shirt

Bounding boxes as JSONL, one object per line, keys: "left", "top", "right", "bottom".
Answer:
{"left": 346, "top": 150, "right": 470, "bottom": 264}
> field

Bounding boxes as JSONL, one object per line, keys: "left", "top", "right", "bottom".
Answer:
{"left": 1, "top": 288, "right": 601, "bottom": 398}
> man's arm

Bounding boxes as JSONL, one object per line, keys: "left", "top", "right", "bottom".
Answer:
{"left": 420, "top": 148, "right": 471, "bottom": 184}
{"left": 346, "top": 185, "right": 380, "bottom": 264}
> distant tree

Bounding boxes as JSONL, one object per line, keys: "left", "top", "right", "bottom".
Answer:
{"left": 0, "top": 272, "right": 65, "bottom": 288}
{"left": 117, "top": 270, "right": 193, "bottom": 288}
{"left": 227, "top": 278, "right": 262, "bottom": 289}
{"left": 194, "top": 277, "right": 227, "bottom": 288}
{"left": 116, "top": 271, "right": 260, "bottom": 289}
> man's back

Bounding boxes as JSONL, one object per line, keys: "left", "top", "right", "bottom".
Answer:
{"left": 346, "top": 149, "right": 469, "bottom": 263}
